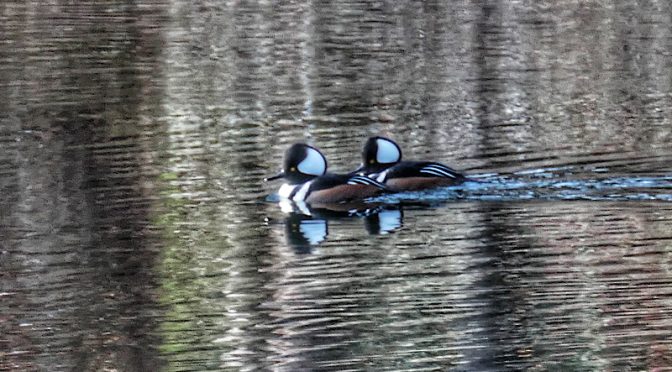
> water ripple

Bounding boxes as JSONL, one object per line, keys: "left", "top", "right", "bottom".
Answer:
{"left": 372, "top": 173, "right": 672, "bottom": 204}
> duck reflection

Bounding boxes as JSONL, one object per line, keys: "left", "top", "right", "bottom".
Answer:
{"left": 283, "top": 214, "right": 328, "bottom": 254}
{"left": 279, "top": 200, "right": 403, "bottom": 252}
{"left": 363, "top": 208, "right": 403, "bottom": 235}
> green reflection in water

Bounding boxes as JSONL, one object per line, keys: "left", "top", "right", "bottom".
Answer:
{"left": 154, "top": 171, "right": 227, "bottom": 370}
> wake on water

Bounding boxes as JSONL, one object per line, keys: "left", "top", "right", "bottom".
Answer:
{"left": 370, "top": 171, "right": 672, "bottom": 204}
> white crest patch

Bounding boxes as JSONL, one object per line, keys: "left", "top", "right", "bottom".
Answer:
{"left": 376, "top": 138, "right": 401, "bottom": 164}
{"left": 297, "top": 147, "right": 327, "bottom": 176}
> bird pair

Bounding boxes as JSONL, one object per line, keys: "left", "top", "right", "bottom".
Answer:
{"left": 267, "top": 136, "right": 465, "bottom": 204}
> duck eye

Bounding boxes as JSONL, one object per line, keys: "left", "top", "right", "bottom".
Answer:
{"left": 290, "top": 166, "right": 296, "bottom": 172}
{"left": 369, "top": 159, "right": 375, "bottom": 164}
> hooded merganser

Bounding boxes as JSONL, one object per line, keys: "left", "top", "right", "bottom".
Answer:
{"left": 267, "top": 143, "right": 389, "bottom": 204}
{"left": 353, "top": 136, "right": 466, "bottom": 191}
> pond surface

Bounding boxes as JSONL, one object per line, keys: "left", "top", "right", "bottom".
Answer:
{"left": 2, "top": 1, "right": 672, "bottom": 371}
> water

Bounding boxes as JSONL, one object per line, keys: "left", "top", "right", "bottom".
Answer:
{"left": 2, "top": 1, "right": 672, "bottom": 371}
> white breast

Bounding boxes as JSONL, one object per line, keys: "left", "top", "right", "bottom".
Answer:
{"left": 278, "top": 182, "right": 313, "bottom": 201}
{"left": 278, "top": 183, "right": 297, "bottom": 199}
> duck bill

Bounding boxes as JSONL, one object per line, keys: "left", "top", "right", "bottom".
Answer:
{"left": 264, "top": 171, "right": 285, "bottom": 181}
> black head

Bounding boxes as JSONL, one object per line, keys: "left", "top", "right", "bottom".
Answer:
{"left": 357, "top": 136, "right": 402, "bottom": 174}
{"left": 266, "top": 143, "right": 328, "bottom": 185}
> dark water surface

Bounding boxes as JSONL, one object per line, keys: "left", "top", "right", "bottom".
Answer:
{"left": 2, "top": 1, "right": 672, "bottom": 371}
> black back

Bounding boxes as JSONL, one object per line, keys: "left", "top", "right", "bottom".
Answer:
{"left": 308, "top": 173, "right": 390, "bottom": 194}
{"left": 384, "top": 161, "right": 465, "bottom": 180}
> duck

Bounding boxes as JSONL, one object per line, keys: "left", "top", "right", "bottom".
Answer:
{"left": 352, "top": 136, "right": 466, "bottom": 191}
{"left": 267, "top": 143, "right": 389, "bottom": 204}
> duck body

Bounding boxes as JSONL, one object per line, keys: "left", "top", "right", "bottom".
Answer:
{"left": 279, "top": 173, "right": 387, "bottom": 203}
{"left": 355, "top": 136, "right": 467, "bottom": 192}
{"left": 305, "top": 174, "right": 388, "bottom": 203}
{"left": 269, "top": 143, "right": 388, "bottom": 204}
{"left": 370, "top": 160, "right": 465, "bottom": 192}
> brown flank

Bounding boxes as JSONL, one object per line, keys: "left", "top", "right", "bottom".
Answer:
{"left": 306, "top": 184, "right": 385, "bottom": 204}
{"left": 386, "top": 177, "right": 459, "bottom": 192}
